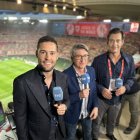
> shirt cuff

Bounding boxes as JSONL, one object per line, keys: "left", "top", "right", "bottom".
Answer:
{"left": 124, "top": 84, "right": 130, "bottom": 92}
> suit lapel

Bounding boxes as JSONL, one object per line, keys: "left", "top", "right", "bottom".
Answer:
{"left": 69, "top": 66, "right": 80, "bottom": 89}
{"left": 26, "top": 72, "right": 52, "bottom": 117}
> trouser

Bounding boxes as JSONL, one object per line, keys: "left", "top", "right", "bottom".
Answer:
{"left": 92, "top": 99, "right": 121, "bottom": 139}
{"left": 116, "top": 91, "right": 140, "bottom": 129}
{"left": 65, "top": 117, "right": 92, "bottom": 140}
{"left": 49, "top": 124, "right": 65, "bottom": 140}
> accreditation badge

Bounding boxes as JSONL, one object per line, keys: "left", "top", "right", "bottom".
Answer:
{"left": 109, "top": 79, "right": 116, "bottom": 91}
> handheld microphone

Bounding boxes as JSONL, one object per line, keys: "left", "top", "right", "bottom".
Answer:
{"left": 53, "top": 87, "right": 63, "bottom": 105}
{"left": 81, "top": 73, "right": 90, "bottom": 89}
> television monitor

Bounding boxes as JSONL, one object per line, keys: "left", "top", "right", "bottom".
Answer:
{"left": 7, "top": 114, "right": 16, "bottom": 130}
{"left": 0, "top": 101, "right": 6, "bottom": 128}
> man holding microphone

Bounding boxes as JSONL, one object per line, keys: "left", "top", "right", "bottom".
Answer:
{"left": 13, "top": 35, "right": 69, "bottom": 140}
{"left": 63, "top": 44, "right": 98, "bottom": 140}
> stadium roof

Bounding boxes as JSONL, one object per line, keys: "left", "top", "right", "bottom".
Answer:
{"left": 76, "top": 0, "right": 140, "bottom": 21}
{"left": 0, "top": 0, "right": 140, "bottom": 21}
{"left": 0, "top": 10, "right": 83, "bottom": 21}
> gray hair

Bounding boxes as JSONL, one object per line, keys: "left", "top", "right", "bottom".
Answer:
{"left": 71, "top": 43, "right": 89, "bottom": 58}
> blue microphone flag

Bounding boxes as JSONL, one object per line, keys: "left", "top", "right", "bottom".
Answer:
{"left": 81, "top": 73, "right": 90, "bottom": 84}
{"left": 115, "top": 78, "right": 123, "bottom": 88}
{"left": 53, "top": 87, "right": 63, "bottom": 102}
{"left": 85, "top": 73, "right": 90, "bottom": 83}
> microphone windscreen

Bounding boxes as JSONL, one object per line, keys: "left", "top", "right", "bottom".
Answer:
{"left": 85, "top": 73, "right": 90, "bottom": 83}
{"left": 115, "top": 78, "right": 123, "bottom": 88}
{"left": 53, "top": 87, "right": 63, "bottom": 102}
{"left": 81, "top": 73, "right": 90, "bottom": 84}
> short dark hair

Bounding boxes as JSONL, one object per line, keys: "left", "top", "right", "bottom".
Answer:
{"left": 107, "top": 28, "right": 125, "bottom": 42}
{"left": 37, "top": 35, "right": 58, "bottom": 51}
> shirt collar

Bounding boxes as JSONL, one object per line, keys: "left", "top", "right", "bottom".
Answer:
{"left": 36, "top": 65, "right": 56, "bottom": 82}
{"left": 73, "top": 65, "right": 87, "bottom": 77}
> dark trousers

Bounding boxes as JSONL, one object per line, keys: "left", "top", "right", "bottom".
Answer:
{"left": 65, "top": 117, "right": 92, "bottom": 140}
{"left": 92, "top": 99, "right": 121, "bottom": 139}
{"left": 116, "top": 92, "right": 140, "bottom": 129}
{"left": 49, "top": 125, "right": 65, "bottom": 140}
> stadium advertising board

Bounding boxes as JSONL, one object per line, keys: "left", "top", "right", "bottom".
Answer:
{"left": 130, "top": 22, "right": 139, "bottom": 33}
{"left": 65, "top": 23, "right": 110, "bottom": 38}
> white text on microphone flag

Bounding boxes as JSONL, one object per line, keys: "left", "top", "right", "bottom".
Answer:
{"left": 53, "top": 87, "right": 63, "bottom": 102}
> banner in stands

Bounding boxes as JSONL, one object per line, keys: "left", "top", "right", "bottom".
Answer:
{"left": 130, "top": 22, "right": 139, "bottom": 33}
{"left": 65, "top": 23, "right": 110, "bottom": 38}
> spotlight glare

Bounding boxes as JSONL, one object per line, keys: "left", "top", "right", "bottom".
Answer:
{"left": 103, "top": 19, "right": 111, "bottom": 23}
{"left": 39, "top": 19, "right": 48, "bottom": 23}
{"left": 73, "top": 7, "right": 76, "bottom": 12}
{"left": 8, "top": 17, "right": 18, "bottom": 21}
{"left": 17, "top": 0, "right": 22, "bottom": 4}
{"left": 63, "top": 6, "right": 66, "bottom": 10}
{"left": 123, "top": 19, "right": 130, "bottom": 22}
{"left": 44, "top": 4, "right": 48, "bottom": 8}
{"left": 54, "top": 4, "right": 57, "bottom": 8}
{"left": 76, "top": 15, "right": 85, "bottom": 19}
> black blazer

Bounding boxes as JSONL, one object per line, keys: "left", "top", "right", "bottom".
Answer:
{"left": 13, "top": 66, "right": 69, "bottom": 140}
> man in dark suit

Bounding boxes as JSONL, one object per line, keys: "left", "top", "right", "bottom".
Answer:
{"left": 91, "top": 28, "right": 135, "bottom": 140}
{"left": 63, "top": 44, "right": 98, "bottom": 140}
{"left": 13, "top": 35, "right": 69, "bottom": 140}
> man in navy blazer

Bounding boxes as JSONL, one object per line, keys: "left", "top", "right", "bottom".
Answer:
{"left": 63, "top": 44, "right": 98, "bottom": 140}
{"left": 13, "top": 36, "right": 69, "bottom": 140}
{"left": 91, "top": 28, "right": 135, "bottom": 140}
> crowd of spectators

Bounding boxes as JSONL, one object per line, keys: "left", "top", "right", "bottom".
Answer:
{"left": 0, "top": 25, "right": 140, "bottom": 65}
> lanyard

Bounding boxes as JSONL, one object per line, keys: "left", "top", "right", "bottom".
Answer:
{"left": 108, "top": 58, "right": 124, "bottom": 79}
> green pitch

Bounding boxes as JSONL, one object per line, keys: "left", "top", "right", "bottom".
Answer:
{"left": 0, "top": 56, "right": 71, "bottom": 110}
{"left": 0, "top": 58, "right": 34, "bottom": 110}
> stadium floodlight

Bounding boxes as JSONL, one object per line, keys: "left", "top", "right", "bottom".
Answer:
{"left": 17, "top": 0, "right": 22, "bottom": 4}
{"left": 21, "top": 17, "right": 30, "bottom": 20}
{"left": 63, "top": 5, "right": 67, "bottom": 10}
{"left": 73, "top": 7, "right": 76, "bottom": 12}
{"left": 21, "top": 17, "right": 30, "bottom": 23}
{"left": 4, "top": 17, "right": 8, "bottom": 20}
{"left": 84, "top": 10, "right": 87, "bottom": 16}
{"left": 8, "top": 17, "right": 18, "bottom": 21}
{"left": 76, "top": 15, "right": 85, "bottom": 19}
{"left": 103, "top": 19, "right": 111, "bottom": 23}
{"left": 39, "top": 19, "right": 48, "bottom": 23}
{"left": 123, "top": 19, "right": 130, "bottom": 22}
{"left": 23, "top": 19, "right": 30, "bottom": 23}
{"left": 44, "top": 4, "right": 48, "bottom": 8}
{"left": 54, "top": 4, "right": 57, "bottom": 8}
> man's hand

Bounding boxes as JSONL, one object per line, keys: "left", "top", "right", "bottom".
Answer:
{"left": 115, "top": 86, "right": 126, "bottom": 96}
{"left": 54, "top": 104, "right": 67, "bottom": 115}
{"left": 102, "top": 88, "right": 112, "bottom": 99}
{"left": 79, "top": 88, "right": 90, "bottom": 98}
{"left": 89, "top": 107, "right": 98, "bottom": 120}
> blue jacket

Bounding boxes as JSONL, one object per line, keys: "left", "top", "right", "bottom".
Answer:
{"left": 91, "top": 51, "right": 135, "bottom": 105}
{"left": 63, "top": 65, "right": 98, "bottom": 124}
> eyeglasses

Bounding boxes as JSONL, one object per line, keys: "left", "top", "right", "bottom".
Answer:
{"left": 74, "top": 55, "right": 89, "bottom": 60}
